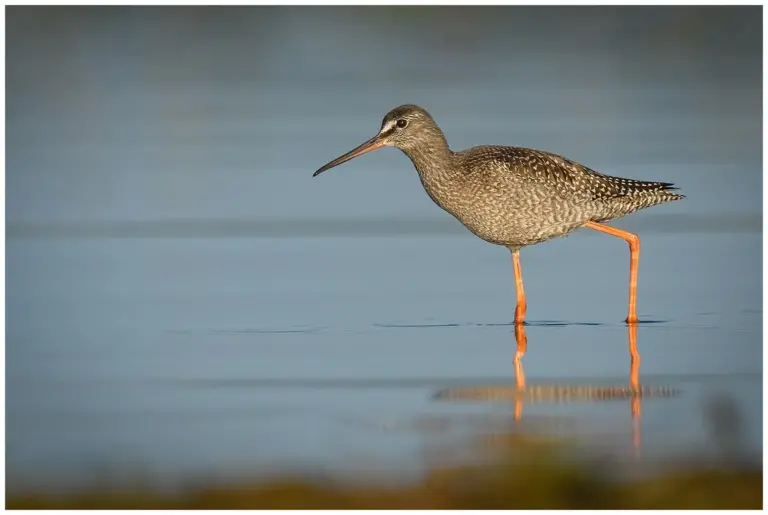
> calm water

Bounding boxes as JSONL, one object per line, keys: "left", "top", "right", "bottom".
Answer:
{"left": 6, "top": 6, "right": 762, "bottom": 493}
{"left": 6, "top": 224, "right": 762, "bottom": 491}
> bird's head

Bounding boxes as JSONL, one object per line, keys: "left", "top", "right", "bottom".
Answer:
{"left": 313, "top": 104, "right": 441, "bottom": 177}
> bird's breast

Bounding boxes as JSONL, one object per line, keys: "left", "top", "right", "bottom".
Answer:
{"left": 418, "top": 174, "right": 516, "bottom": 243}
{"left": 417, "top": 172, "right": 583, "bottom": 247}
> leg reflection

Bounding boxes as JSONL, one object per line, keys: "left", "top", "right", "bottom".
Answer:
{"left": 628, "top": 323, "right": 642, "bottom": 457}
{"left": 513, "top": 324, "right": 527, "bottom": 420}
{"left": 511, "top": 322, "right": 643, "bottom": 457}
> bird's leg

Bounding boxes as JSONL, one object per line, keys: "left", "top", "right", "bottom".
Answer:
{"left": 511, "top": 249, "right": 527, "bottom": 324}
{"left": 583, "top": 221, "right": 640, "bottom": 324}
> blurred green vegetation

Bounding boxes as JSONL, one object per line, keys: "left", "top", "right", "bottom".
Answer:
{"left": 8, "top": 439, "right": 761, "bottom": 510}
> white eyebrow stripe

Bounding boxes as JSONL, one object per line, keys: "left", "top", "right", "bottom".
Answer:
{"left": 380, "top": 119, "right": 397, "bottom": 134}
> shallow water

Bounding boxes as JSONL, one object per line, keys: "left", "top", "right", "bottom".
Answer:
{"left": 6, "top": 225, "right": 762, "bottom": 491}
{"left": 6, "top": 5, "right": 762, "bottom": 494}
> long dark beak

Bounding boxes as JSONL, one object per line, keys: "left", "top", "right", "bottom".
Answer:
{"left": 313, "top": 134, "right": 386, "bottom": 177}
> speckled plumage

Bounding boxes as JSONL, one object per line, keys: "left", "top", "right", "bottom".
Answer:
{"left": 377, "top": 105, "right": 684, "bottom": 250}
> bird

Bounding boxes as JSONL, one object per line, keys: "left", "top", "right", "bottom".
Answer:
{"left": 313, "top": 104, "right": 684, "bottom": 325}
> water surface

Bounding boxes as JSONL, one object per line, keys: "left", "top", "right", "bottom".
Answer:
{"left": 6, "top": 226, "right": 762, "bottom": 491}
{"left": 6, "top": 5, "right": 762, "bottom": 493}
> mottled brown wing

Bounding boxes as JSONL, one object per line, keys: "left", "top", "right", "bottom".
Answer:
{"left": 461, "top": 146, "right": 578, "bottom": 192}
{"left": 532, "top": 149, "right": 680, "bottom": 200}
{"left": 461, "top": 145, "right": 682, "bottom": 205}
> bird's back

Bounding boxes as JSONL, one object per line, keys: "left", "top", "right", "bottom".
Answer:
{"left": 437, "top": 145, "right": 684, "bottom": 247}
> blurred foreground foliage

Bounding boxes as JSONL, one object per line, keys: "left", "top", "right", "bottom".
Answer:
{"left": 8, "top": 439, "right": 761, "bottom": 510}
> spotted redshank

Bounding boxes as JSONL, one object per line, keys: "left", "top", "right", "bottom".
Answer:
{"left": 314, "top": 105, "right": 684, "bottom": 324}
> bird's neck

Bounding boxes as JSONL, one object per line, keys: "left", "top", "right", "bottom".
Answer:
{"left": 397, "top": 136, "right": 464, "bottom": 216}
{"left": 399, "top": 136, "right": 456, "bottom": 183}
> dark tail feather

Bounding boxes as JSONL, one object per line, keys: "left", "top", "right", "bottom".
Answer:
{"left": 595, "top": 174, "right": 685, "bottom": 201}
{"left": 651, "top": 181, "right": 683, "bottom": 193}
{"left": 641, "top": 181, "right": 686, "bottom": 201}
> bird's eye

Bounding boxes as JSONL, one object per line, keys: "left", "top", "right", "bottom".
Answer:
{"left": 396, "top": 119, "right": 408, "bottom": 129}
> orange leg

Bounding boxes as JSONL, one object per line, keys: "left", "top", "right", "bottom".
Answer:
{"left": 583, "top": 221, "right": 640, "bottom": 324}
{"left": 511, "top": 249, "right": 527, "bottom": 325}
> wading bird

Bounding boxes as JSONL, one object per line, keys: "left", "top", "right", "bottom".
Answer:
{"left": 314, "top": 105, "right": 684, "bottom": 324}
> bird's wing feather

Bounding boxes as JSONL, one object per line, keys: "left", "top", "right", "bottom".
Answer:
{"left": 465, "top": 146, "right": 678, "bottom": 200}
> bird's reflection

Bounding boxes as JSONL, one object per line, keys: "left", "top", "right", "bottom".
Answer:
{"left": 512, "top": 323, "right": 642, "bottom": 456}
